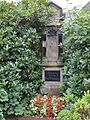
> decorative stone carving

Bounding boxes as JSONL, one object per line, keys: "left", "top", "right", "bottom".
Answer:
{"left": 47, "top": 28, "right": 57, "bottom": 36}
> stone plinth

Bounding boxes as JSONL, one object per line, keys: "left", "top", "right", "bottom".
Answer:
{"left": 41, "top": 66, "right": 63, "bottom": 95}
{"left": 41, "top": 2, "right": 63, "bottom": 95}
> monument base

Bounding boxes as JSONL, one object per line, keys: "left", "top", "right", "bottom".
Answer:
{"left": 41, "top": 66, "right": 63, "bottom": 95}
{"left": 40, "top": 82, "right": 62, "bottom": 95}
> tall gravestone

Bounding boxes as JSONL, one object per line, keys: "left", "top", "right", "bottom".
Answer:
{"left": 41, "top": 2, "right": 63, "bottom": 95}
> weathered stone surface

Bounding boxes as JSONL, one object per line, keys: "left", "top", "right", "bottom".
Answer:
{"left": 41, "top": 2, "right": 63, "bottom": 95}
{"left": 40, "top": 83, "right": 61, "bottom": 95}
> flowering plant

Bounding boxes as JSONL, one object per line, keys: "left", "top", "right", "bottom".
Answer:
{"left": 27, "top": 95, "right": 65, "bottom": 118}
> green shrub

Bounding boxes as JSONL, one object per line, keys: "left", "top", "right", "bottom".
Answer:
{"left": 71, "top": 91, "right": 90, "bottom": 120}
{"left": 0, "top": 28, "right": 42, "bottom": 117}
{"left": 57, "top": 110, "right": 81, "bottom": 120}
{"left": 0, "top": 0, "right": 51, "bottom": 119}
{"left": 0, "top": 108, "right": 5, "bottom": 120}
{"left": 63, "top": 89, "right": 78, "bottom": 110}
{"left": 61, "top": 9, "right": 90, "bottom": 97}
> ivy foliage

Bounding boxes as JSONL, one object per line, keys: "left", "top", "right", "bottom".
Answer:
{"left": 61, "top": 10, "right": 90, "bottom": 97}
{"left": 0, "top": 0, "right": 51, "bottom": 119}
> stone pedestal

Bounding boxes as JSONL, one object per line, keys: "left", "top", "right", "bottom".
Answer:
{"left": 41, "top": 2, "right": 63, "bottom": 95}
{"left": 41, "top": 65, "right": 63, "bottom": 95}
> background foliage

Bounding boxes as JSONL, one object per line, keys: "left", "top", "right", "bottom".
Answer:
{"left": 61, "top": 9, "right": 90, "bottom": 98}
{"left": 0, "top": 0, "right": 51, "bottom": 119}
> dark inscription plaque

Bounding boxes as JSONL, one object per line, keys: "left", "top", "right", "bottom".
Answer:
{"left": 45, "top": 71, "right": 60, "bottom": 81}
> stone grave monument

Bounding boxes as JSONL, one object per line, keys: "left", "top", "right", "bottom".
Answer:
{"left": 41, "top": 1, "right": 64, "bottom": 95}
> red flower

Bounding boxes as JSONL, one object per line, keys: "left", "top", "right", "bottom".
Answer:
{"left": 46, "top": 101, "right": 52, "bottom": 106}
{"left": 36, "top": 96, "right": 42, "bottom": 102}
{"left": 30, "top": 95, "right": 65, "bottom": 118}
{"left": 46, "top": 107, "right": 54, "bottom": 117}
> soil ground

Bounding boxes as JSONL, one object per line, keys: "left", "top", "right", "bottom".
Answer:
{"left": 6, "top": 116, "right": 56, "bottom": 120}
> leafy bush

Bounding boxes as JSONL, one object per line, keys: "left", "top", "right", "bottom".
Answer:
{"left": 57, "top": 110, "right": 81, "bottom": 120}
{"left": 63, "top": 89, "right": 78, "bottom": 109}
{"left": 0, "top": 0, "right": 51, "bottom": 119}
{"left": 61, "top": 10, "right": 90, "bottom": 97}
{"left": 26, "top": 95, "right": 65, "bottom": 118}
{"left": 60, "top": 91, "right": 90, "bottom": 120}
{"left": 0, "top": 27, "right": 42, "bottom": 117}
{"left": 0, "top": 107, "right": 5, "bottom": 120}
{"left": 71, "top": 91, "right": 90, "bottom": 120}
